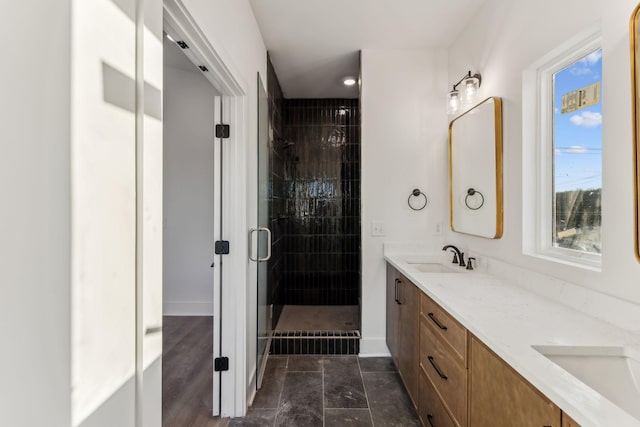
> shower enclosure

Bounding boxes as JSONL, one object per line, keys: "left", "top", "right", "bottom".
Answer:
{"left": 261, "top": 55, "right": 361, "bottom": 355}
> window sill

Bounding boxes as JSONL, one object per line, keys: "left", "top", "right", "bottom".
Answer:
{"left": 524, "top": 249, "right": 601, "bottom": 272}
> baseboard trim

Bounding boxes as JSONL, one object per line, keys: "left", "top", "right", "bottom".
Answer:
{"left": 359, "top": 337, "right": 390, "bottom": 357}
{"left": 163, "top": 301, "right": 213, "bottom": 316}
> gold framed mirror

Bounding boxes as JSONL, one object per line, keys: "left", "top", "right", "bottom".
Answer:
{"left": 631, "top": 5, "right": 640, "bottom": 262}
{"left": 449, "top": 97, "right": 503, "bottom": 239}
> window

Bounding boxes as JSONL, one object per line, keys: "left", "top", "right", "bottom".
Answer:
{"left": 552, "top": 48, "right": 602, "bottom": 254}
{"left": 523, "top": 28, "right": 602, "bottom": 268}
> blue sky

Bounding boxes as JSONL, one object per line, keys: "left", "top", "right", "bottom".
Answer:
{"left": 553, "top": 48, "right": 603, "bottom": 192}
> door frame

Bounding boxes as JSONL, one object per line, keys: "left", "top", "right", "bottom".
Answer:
{"left": 164, "top": 0, "right": 249, "bottom": 417}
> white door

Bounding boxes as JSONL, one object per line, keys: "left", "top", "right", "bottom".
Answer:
{"left": 71, "top": 0, "right": 138, "bottom": 425}
{"left": 212, "top": 96, "right": 224, "bottom": 416}
{"left": 141, "top": 0, "right": 164, "bottom": 425}
{"left": 70, "top": 0, "right": 163, "bottom": 425}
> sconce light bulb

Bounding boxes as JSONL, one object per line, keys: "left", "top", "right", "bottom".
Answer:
{"left": 448, "top": 90, "right": 461, "bottom": 115}
{"left": 465, "top": 82, "right": 476, "bottom": 98}
{"left": 463, "top": 76, "right": 480, "bottom": 104}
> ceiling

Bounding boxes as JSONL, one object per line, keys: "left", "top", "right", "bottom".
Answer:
{"left": 249, "top": 0, "right": 486, "bottom": 99}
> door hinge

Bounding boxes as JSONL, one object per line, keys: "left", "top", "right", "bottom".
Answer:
{"left": 215, "top": 124, "right": 230, "bottom": 139}
{"left": 215, "top": 240, "right": 230, "bottom": 255}
{"left": 214, "top": 357, "right": 229, "bottom": 372}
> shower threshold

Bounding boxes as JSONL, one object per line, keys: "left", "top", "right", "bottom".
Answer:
{"left": 270, "top": 330, "right": 360, "bottom": 355}
{"left": 271, "top": 305, "right": 360, "bottom": 355}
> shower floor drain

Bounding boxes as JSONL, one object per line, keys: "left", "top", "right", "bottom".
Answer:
{"left": 270, "top": 330, "right": 361, "bottom": 355}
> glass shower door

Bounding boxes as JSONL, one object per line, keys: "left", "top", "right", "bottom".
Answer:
{"left": 254, "top": 73, "right": 272, "bottom": 388}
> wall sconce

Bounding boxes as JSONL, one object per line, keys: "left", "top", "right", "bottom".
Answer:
{"left": 447, "top": 71, "right": 482, "bottom": 115}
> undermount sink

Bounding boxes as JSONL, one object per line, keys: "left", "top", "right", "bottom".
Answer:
{"left": 533, "top": 345, "right": 640, "bottom": 420}
{"left": 406, "top": 262, "right": 461, "bottom": 273}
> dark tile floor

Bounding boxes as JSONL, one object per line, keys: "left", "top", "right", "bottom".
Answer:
{"left": 228, "top": 356, "right": 420, "bottom": 427}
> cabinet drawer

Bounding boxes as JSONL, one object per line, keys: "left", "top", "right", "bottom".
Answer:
{"left": 420, "top": 321, "right": 467, "bottom": 427}
{"left": 421, "top": 293, "right": 467, "bottom": 363}
{"left": 419, "top": 369, "right": 456, "bottom": 427}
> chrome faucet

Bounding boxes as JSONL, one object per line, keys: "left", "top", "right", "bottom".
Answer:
{"left": 442, "top": 244, "right": 466, "bottom": 267}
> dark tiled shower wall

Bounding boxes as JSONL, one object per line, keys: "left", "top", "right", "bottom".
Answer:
{"left": 267, "top": 55, "right": 285, "bottom": 328}
{"left": 282, "top": 99, "right": 361, "bottom": 305}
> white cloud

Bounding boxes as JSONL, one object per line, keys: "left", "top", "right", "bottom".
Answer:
{"left": 580, "top": 50, "right": 602, "bottom": 65}
{"left": 566, "top": 145, "right": 588, "bottom": 154}
{"left": 569, "top": 50, "right": 602, "bottom": 77}
{"left": 569, "top": 111, "right": 602, "bottom": 128}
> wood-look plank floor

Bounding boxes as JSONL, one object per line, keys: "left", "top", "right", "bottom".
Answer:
{"left": 163, "top": 316, "right": 228, "bottom": 427}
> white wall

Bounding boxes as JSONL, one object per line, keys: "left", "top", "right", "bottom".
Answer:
{"left": 163, "top": 63, "right": 217, "bottom": 315}
{"left": 179, "top": 0, "right": 267, "bottom": 412}
{"left": 0, "top": 2, "right": 72, "bottom": 426}
{"left": 360, "top": 49, "right": 449, "bottom": 355}
{"left": 446, "top": 0, "right": 640, "bottom": 306}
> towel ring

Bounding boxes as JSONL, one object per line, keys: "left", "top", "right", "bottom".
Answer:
{"left": 408, "top": 189, "right": 428, "bottom": 211}
{"left": 465, "top": 188, "right": 484, "bottom": 210}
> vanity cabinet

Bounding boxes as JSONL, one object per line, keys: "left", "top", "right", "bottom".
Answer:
{"left": 469, "top": 335, "right": 562, "bottom": 427}
{"left": 419, "top": 293, "right": 468, "bottom": 427}
{"left": 386, "top": 264, "right": 419, "bottom": 405}
{"left": 385, "top": 261, "right": 583, "bottom": 427}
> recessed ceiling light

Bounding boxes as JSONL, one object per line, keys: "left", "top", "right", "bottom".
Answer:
{"left": 343, "top": 77, "right": 357, "bottom": 86}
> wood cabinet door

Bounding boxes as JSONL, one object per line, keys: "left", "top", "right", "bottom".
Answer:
{"left": 398, "top": 278, "right": 419, "bottom": 405}
{"left": 470, "top": 336, "right": 562, "bottom": 427}
{"left": 386, "top": 264, "right": 400, "bottom": 364}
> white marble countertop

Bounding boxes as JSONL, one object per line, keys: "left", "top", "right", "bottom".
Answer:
{"left": 384, "top": 248, "right": 640, "bottom": 427}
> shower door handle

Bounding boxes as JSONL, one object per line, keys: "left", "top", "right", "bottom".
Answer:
{"left": 248, "top": 227, "right": 272, "bottom": 262}
{"left": 258, "top": 227, "right": 271, "bottom": 262}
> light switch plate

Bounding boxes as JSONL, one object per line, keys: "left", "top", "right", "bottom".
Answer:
{"left": 371, "top": 221, "right": 386, "bottom": 237}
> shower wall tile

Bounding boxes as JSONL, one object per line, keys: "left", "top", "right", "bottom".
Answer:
{"left": 282, "top": 98, "right": 361, "bottom": 305}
